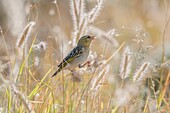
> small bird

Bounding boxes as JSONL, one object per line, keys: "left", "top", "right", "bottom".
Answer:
{"left": 52, "top": 35, "right": 95, "bottom": 77}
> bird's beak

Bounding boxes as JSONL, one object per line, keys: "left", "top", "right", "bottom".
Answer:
{"left": 90, "top": 35, "right": 96, "bottom": 40}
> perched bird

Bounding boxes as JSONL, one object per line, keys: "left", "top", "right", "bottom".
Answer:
{"left": 52, "top": 35, "right": 95, "bottom": 77}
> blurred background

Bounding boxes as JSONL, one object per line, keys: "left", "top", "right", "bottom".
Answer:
{"left": 0, "top": 0, "right": 170, "bottom": 112}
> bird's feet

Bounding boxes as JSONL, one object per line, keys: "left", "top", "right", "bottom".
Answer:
{"left": 78, "top": 61, "right": 91, "bottom": 68}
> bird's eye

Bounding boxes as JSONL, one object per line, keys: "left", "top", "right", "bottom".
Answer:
{"left": 87, "top": 36, "right": 90, "bottom": 39}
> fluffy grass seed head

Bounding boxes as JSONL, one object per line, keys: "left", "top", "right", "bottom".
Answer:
{"left": 133, "top": 62, "right": 150, "bottom": 81}
{"left": 87, "top": 25, "right": 119, "bottom": 47}
{"left": 32, "top": 41, "right": 48, "bottom": 51}
{"left": 114, "top": 83, "right": 140, "bottom": 107}
{"left": 70, "top": 0, "right": 79, "bottom": 31}
{"left": 16, "top": 21, "right": 36, "bottom": 48}
{"left": 0, "top": 60, "right": 8, "bottom": 74}
{"left": 119, "top": 46, "right": 132, "bottom": 79}
{"left": 88, "top": 0, "right": 104, "bottom": 23}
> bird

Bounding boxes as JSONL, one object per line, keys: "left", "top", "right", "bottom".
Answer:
{"left": 52, "top": 35, "right": 95, "bottom": 77}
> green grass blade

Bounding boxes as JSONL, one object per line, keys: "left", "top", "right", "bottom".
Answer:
{"left": 17, "top": 35, "right": 37, "bottom": 82}
{"left": 28, "top": 67, "right": 53, "bottom": 99}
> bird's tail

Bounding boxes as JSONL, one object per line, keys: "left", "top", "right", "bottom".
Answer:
{"left": 52, "top": 69, "right": 60, "bottom": 77}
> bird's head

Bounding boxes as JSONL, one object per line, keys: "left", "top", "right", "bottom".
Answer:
{"left": 77, "top": 35, "right": 95, "bottom": 47}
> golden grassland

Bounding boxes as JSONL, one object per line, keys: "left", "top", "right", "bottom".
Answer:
{"left": 0, "top": 0, "right": 170, "bottom": 113}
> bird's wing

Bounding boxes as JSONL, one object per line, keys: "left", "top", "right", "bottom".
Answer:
{"left": 57, "top": 45, "right": 84, "bottom": 69}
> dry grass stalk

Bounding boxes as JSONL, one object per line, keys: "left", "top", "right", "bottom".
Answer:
{"left": 158, "top": 70, "right": 170, "bottom": 108}
{"left": 106, "top": 42, "right": 125, "bottom": 63}
{"left": 78, "top": 0, "right": 85, "bottom": 20}
{"left": 11, "top": 84, "right": 34, "bottom": 113}
{"left": 16, "top": 21, "right": 36, "bottom": 48}
{"left": 70, "top": 0, "right": 79, "bottom": 31}
{"left": 70, "top": 0, "right": 86, "bottom": 46}
{"left": 133, "top": 62, "right": 150, "bottom": 81}
{"left": 91, "top": 65, "right": 110, "bottom": 92}
{"left": 72, "top": 15, "right": 87, "bottom": 46}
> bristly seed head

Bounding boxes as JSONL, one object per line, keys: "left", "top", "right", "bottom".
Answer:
{"left": 32, "top": 41, "right": 48, "bottom": 51}
{"left": 16, "top": 21, "right": 36, "bottom": 48}
{"left": 119, "top": 46, "right": 132, "bottom": 79}
{"left": 88, "top": 0, "right": 104, "bottom": 23}
{"left": 133, "top": 62, "right": 150, "bottom": 81}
